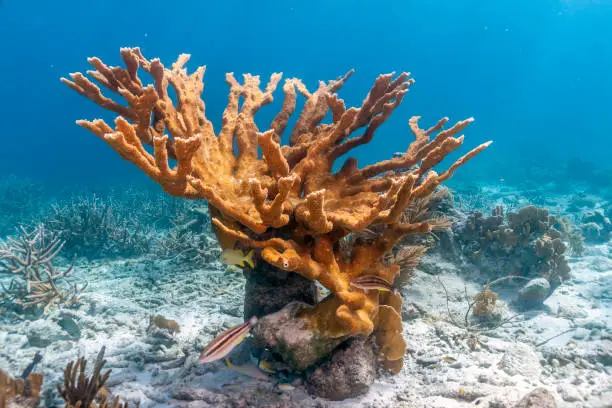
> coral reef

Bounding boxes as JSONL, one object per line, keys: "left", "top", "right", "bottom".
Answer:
{"left": 580, "top": 209, "right": 611, "bottom": 244}
{"left": 46, "top": 195, "right": 153, "bottom": 258}
{"left": 0, "top": 225, "right": 85, "bottom": 314}
{"left": 456, "top": 206, "right": 570, "bottom": 289}
{"left": 62, "top": 47, "right": 489, "bottom": 392}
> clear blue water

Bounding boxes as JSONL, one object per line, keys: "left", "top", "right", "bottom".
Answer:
{"left": 1, "top": 0, "right": 611, "bottom": 187}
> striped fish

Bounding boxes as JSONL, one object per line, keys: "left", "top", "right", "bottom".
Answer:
{"left": 350, "top": 275, "right": 395, "bottom": 292}
{"left": 200, "top": 316, "right": 258, "bottom": 363}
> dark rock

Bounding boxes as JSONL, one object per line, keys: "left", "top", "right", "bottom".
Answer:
{"left": 306, "top": 336, "right": 376, "bottom": 400}
{"left": 243, "top": 262, "right": 317, "bottom": 319}
{"left": 517, "top": 278, "right": 551, "bottom": 309}
{"left": 514, "top": 387, "right": 557, "bottom": 408}
{"left": 228, "top": 336, "right": 256, "bottom": 365}
{"left": 251, "top": 301, "right": 346, "bottom": 370}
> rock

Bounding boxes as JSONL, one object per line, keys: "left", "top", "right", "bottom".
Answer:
{"left": 558, "top": 385, "right": 583, "bottom": 402}
{"left": 499, "top": 343, "right": 542, "bottom": 377}
{"left": 514, "top": 387, "right": 557, "bottom": 408}
{"left": 24, "top": 319, "right": 70, "bottom": 347}
{"left": 243, "top": 262, "right": 317, "bottom": 318}
{"left": 306, "top": 336, "right": 376, "bottom": 400}
{"left": 572, "top": 328, "right": 589, "bottom": 340}
{"left": 517, "top": 278, "right": 551, "bottom": 309}
{"left": 594, "top": 340, "right": 612, "bottom": 366}
{"left": 251, "top": 301, "right": 346, "bottom": 370}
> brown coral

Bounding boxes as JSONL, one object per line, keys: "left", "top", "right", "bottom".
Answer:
{"left": 58, "top": 347, "right": 136, "bottom": 408}
{"left": 63, "top": 48, "right": 489, "bottom": 371}
{"left": 0, "top": 370, "right": 42, "bottom": 408}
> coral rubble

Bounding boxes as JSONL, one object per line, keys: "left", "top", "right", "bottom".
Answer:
{"left": 63, "top": 47, "right": 489, "bottom": 389}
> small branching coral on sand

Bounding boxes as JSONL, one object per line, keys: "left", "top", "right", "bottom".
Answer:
{"left": 436, "top": 275, "right": 531, "bottom": 351}
{"left": 58, "top": 347, "right": 137, "bottom": 408}
{"left": 0, "top": 225, "right": 85, "bottom": 313}
{"left": 437, "top": 275, "right": 530, "bottom": 332}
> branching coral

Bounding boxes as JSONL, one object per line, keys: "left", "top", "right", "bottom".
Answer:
{"left": 47, "top": 194, "right": 153, "bottom": 258}
{"left": 0, "top": 225, "right": 85, "bottom": 313}
{"left": 58, "top": 347, "right": 136, "bottom": 408}
{"left": 0, "top": 369, "right": 42, "bottom": 408}
{"left": 63, "top": 47, "right": 489, "bottom": 372}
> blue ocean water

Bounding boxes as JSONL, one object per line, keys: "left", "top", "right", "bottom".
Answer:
{"left": 1, "top": 0, "right": 611, "bottom": 189}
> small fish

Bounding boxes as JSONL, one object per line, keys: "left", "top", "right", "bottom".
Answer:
{"left": 225, "top": 358, "right": 272, "bottom": 380}
{"left": 221, "top": 248, "right": 255, "bottom": 268}
{"left": 350, "top": 275, "right": 395, "bottom": 292}
{"left": 200, "top": 317, "right": 257, "bottom": 363}
{"left": 257, "top": 359, "right": 276, "bottom": 374}
{"left": 442, "top": 356, "right": 457, "bottom": 363}
{"left": 458, "top": 386, "right": 465, "bottom": 396}
{"left": 278, "top": 383, "right": 295, "bottom": 391}
{"left": 221, "top": 382, "right": 242, "bottom": 390}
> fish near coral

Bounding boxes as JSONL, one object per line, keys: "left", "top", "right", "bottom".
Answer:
{"left": 256, "top": 359, "right": 276, "bottom": 374}
{"left": 350, "top": 275, "right": 396, "bottom": 293}
{"left": 225, "top": 358, "right": 272, "bottom": 380}
{"left": 200, "top": 317, "right": 258, "bottom": 363}
{"left": 220, "top": 249, "right": 255, "bottom": 268}
{"left": 148, "top": 315, "right": 181, "bottom": 335}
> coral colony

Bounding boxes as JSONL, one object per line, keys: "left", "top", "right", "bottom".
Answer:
{"left": 59, "top": 47, "right": 489, "bottom": 382}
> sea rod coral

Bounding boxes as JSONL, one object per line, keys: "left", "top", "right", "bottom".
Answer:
{"left": 62, "top": 47, "right": 489, "bottom": 391}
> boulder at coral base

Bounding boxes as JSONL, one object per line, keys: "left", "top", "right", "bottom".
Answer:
{"left": 251, "top": 301, "right": 347, "bottom": 371}
{"left": 243, "top": 262, "right": 317, "bottom": 318}
{"left": 305, "top": 336, "right": 377, "bottom": 400}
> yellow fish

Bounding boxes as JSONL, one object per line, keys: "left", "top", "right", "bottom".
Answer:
{"left": 257, "top": 359, "right": 276, "bottom": 374}
{"left": 443, "top": 356, "right": 457, "bottom": 363}
{"left": 221, "top": 249, "right": 255, "bottom": 268}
